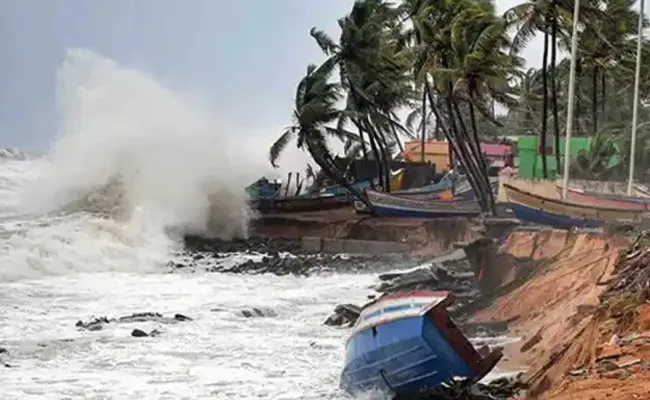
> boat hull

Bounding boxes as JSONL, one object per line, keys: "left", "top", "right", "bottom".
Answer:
{"left": 341, "top": 291, "right": 501, "bottom": 396}
{"left": 367, "top": 190, "right": 481, "bottom": 219}
{"left": 342, "top": 315, "right": 474, "bottom": 394}
{"left": 509, "top": 202, "right": 604, "bottom": 229}
{"left": 566, "top": 188, "right": 650, "bottom": 210}
{"left": 504, "top": 183, "right": 642, "bottom": 228}
{"left": 251, "top": 194, "right": 350, "bottom": 213}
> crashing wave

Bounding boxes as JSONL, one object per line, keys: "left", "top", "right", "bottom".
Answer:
{"left": 0, "top": 148, "right": 27, "bottom": 160}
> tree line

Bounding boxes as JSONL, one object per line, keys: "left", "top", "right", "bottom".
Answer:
{"left": 269, "top": 0, "right": 650, "bottom": 214}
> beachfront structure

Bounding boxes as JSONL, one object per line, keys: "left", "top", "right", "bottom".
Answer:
{"left": 401, "top": 140, "right": 514, "bottom": 170}
{"left": 517, "top": 136, "right": 620, "bottom": 179}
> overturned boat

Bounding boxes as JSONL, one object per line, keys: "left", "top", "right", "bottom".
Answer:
{"left": 340, "top": 290, "right": 502, "bottom": 396}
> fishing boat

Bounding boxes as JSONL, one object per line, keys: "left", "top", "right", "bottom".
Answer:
{"left": 252, "top": 193, "right": 351, "bottom": 213}
{"left": 503, "top": 183, "right": 643, "bottom": 229}
{"left": 366, "top": 189, "right": 481, "bottom": 218}
{"left": 563, "top": 186, "right": 650, "bottom": 211}
{"left": 340, "top": 290, "right": 502, "bottom": 396}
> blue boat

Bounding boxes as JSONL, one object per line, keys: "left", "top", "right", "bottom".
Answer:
{"left": 366, "top": 189, "right": 482, "bottom": 218}
{"left": 502, "top": 183, "right": 642, "bottom": 229}
{"left": 340, "top": 290, "right": 502, "bottom": 396}
{"left": 245, "top": 177, "right": 282, "bottom": 200}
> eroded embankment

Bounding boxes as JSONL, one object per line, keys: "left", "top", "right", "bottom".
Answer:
{"left": 471, "top": 229, "right": 649, "bottom": 398}
{"left": 251, "top": 209, "right": 508, "bottom": 255}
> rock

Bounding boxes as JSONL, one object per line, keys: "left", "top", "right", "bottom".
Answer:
{"left": 76, "top": 312, "right": 194, "bottom": 331}
{"left": 131, "top": 329, "right": 148, "bottom": 337}
{"left": 177, "top": 236, "right": 428, "bottom": 277}
{"left": 75, "top": 316, "right": 111, "bottom": 331}
{"left": 615, "top": 356, "right": 642, "bottom": 368}
{"left": 392, "top": 376, "right": 526, "bottom": 399}
{"left": 174, "top": 313, "right": 193, "bottom": 322}
{"left": 324, "top": 304, "right": 361, "bottom": 327}
{"left": 569, "top": 368, "right": 589, "bottom": 377}
{"left": 0, "top": 347, "right": 7, "bottom": 354}
{"left": 149, "top": 329, "right": 161, "bottom": 337}
{"left": 239, "top": 307, "right": 277, "bottom": 318}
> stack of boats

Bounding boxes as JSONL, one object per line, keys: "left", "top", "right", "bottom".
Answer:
{"left": 245, "top": 170, "right": 650, "bottom": 229}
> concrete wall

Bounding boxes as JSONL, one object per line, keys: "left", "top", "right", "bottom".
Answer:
{"left": 302, "top": 237, "right": 411, "bottom": 254}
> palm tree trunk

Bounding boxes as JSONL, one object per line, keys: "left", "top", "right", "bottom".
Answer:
{"left": 427, "top": 87, "right": 488, "bottom": 212}
{"left": 364, "top": 119, "right": 391, "bottom": 192}
{"left": 576, "top": 61, "right": 582, "bottom": 136}
{"left": 541, "top": 28, "right": 549, "bottom": 179}
{"left": 365, "top": 126, "right": 385, "bottom": 191}
{"left": 468, "top": 100, "right": 496, "bottom": 215}
{"left": 592, "top": 65, "right": 598, "bottom": 136}
{"left": 356, "top": 126, "right": 369, "bottom": 161}
{"left": 453, "top": 99, "right": 492, "bottom": 213}
{"left": 305, "top": 141, "right": 374, "bottom": 212}
{"left": 375, "top": 123, "right": 393, "bottom": 193}
{"left": 421, "top": 84, "right": 428, "bottom": 163}
{"left": 551, "top": 4, "right": 561, "bottom": 173}
{"left": 385, "top": 110, "right": 404, "bottom": 154}
{"left": 442, "top": 86, "right": 489, "bottom": 212}
{"left": 601, "top": 72, "right": 606, "bottom": 117}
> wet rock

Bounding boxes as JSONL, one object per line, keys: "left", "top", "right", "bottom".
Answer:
{"left": 393, "top": 376, "right": 526, "bottom": 399}
{"left": 569, "top": 368, "right": 589, "bottom": 377}
{"left": 75, "top": 316, "right": 110, "bottom": 331}
{"left": 458, "top": 321, "right": 509, "bottom": 338}
{"left": 177, "top": 236, "right": 429, "bottom": 277}
{"left": 76, "top": 312, "right": 194, "bottom": 331}
{"left": 324, "top": 304, "right": 362, "bottom": 327}
{"left": 174, "top": 313, "right": 193, "bottom": 322}
{"left": 239, "top": 307, "right": 277, "bottom": 318}
{"left": 131, "top": 329, "right": 148, "bottom": 337}
{"left": 184, "top": 235, "right": 303, "bottom": 255}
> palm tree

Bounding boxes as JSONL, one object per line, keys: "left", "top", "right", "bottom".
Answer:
{"left": 310, "top": 0, "right": 414, "bottom": 192}
{"left": 268, "top": 62, "right": 374, "bottom": 211}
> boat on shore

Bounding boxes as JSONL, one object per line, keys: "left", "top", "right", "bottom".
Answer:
{"left": 340, "top": 290, "right": 502, "bottom": 396}
{"left": 251, "top": 193, "right": 351, "bottom": 213}
{"left": 502, "top": 182, "right": 643, "bottom": 228}
{"left": 563, "top": 186, "right": 650, "bottom": 211}
{"left": 366, "top": 189, "right": 481, "bottom": 218}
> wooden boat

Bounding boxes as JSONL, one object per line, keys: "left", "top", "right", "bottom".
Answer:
{"left": 564, "top": 187, "right": 650, "bottom": 211}
{"left": 366, "top": 189, "right": 481, "bottom": 218}
{"left": 503, "top": 183, "right": 643, "bottom": 229}
{"left": 353, "top": 178, "right": 496, "bottom": 215}
{"left": 251, "top": 193, "right": 351, "bottom": 213}
{"left": 340, "top": 290, "right": 502, "bottom": 396}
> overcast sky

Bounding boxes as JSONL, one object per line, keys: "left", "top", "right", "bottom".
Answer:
{"left": 0, "top": 0, "right": 555, "bottom": 152}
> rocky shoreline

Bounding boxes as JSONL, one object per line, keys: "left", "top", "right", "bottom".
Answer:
{"left": 177, "top": 234, "right": 527, "bottom": 399}
{"left": 174, "top": 235, "right": 430, "bottom": 276}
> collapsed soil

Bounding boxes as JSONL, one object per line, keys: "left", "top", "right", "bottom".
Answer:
{"left": 471, "top": 228, "right": 650, "bottom": 399}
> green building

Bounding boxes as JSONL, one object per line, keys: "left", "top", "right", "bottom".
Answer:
{"left": 516, "top": 135, "right": 619, "bottom": 179}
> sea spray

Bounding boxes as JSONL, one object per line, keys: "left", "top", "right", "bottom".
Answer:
{"left": 24, "top": 48, "right": 263, "bottom": 239}
{"left": 0, "top": 49, "right": 285, "bottom": 281}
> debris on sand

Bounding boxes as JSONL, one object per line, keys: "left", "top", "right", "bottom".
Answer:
{"left": 392, "top": 376, "right": 526, "bottom": 399}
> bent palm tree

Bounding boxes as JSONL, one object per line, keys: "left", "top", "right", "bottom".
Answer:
{"left": 268, "top": 62, "right": 374, "bottom": 211}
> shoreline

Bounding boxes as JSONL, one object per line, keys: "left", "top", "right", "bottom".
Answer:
{"left": 180, "top": 212, "right": 650, "bottom": 399}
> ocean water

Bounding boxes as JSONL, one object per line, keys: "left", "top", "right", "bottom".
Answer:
{"left": 0, "top": 49, "right": 383, "bottom": 400}
{"left": 0, "top": 50, "right": 512, "bottom": 400}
